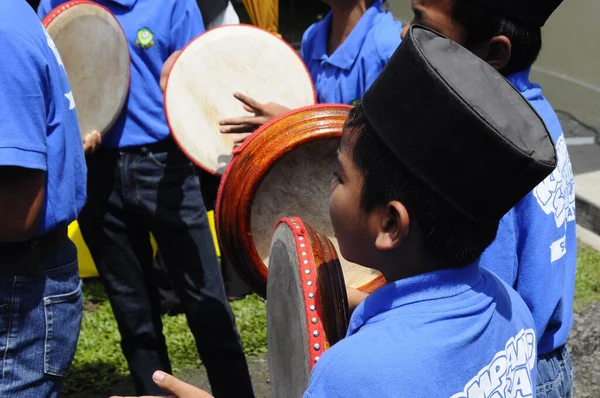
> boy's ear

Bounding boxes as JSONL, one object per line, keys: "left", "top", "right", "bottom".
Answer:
{"left": 473, "top": 35, "right": 512, "bottom": 72}
{"left": 374, "top": 201, "right": 410, "bottom": 251}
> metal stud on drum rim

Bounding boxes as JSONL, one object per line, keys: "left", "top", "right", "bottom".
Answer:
{"left": 267, "top": 217, "right": 350, "bottom": 398}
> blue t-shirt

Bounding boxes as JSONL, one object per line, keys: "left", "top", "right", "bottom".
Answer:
{"left": 0, "top": 0, "right": 86, "bottom": 236}
{"left": 305, "top": 264, "right": 537, "bottom": 398}
{"left": 481, "top": 69, "right": 577, "bottom": 356}
{"left": 38, "top": 0, "right": 205, "bottom": 148}
{"left": 300, "top": 0, "right": 402, "bottom": 105}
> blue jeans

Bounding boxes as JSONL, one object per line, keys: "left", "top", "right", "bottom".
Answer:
{"left": 536, "top": 345, "right": 573, "bottom": 398}
{"left": 0, "top": 241, "right": 82, "bottom": 397}
{"left": 78, "top": 141, "right": 253, "bottom": 397}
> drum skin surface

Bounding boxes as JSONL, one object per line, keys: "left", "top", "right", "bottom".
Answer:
{"left": 43, "top": 1, "right": 130, "bottom": 138}
{"left": 164, "top": 24, "right": 316, "bottom": 176}
{"left": 267, "top": 217, "right": 349, "bottom": 398}
{"left": 216, "top": 104, "right": 386, "bottom": 298}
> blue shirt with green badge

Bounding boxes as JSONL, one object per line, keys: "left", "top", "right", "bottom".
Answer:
{"left": 304, "top": 263, "right": 538, "bottom": 398}
{"left": 300, "top": 0, "right": 402, "bottom": 105}
{"left": 38, "top": 0, "right": 205, "bottom": 148}
{"left": 0, "top": 0, "right": 86, "bottom": 236}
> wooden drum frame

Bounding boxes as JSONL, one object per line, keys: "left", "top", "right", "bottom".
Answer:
{"left": 216, "top": 104, "right": 386, "bottom": 298}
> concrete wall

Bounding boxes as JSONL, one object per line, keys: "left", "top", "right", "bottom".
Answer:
{"left": 388, "top": 1, "right": 600, "bottom": 128}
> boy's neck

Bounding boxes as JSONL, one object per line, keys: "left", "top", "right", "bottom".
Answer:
{"left": 377, "top": 250, "right": 450, "bottom": 283}
{"left": 327, "top": 0, "right": 373, "bottom": 55}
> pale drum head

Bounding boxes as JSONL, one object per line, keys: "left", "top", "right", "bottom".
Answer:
{"left": 252, "top": 138, "right": 382, "bottom": 290}
{"left": 267, "top": 217, "right": 349, "bottom": 398}
{"left": 43, "top": 1, "right": 130, "bottom": 138}
{"left": 165, "top": 25, "right": 316, "bottom": 176}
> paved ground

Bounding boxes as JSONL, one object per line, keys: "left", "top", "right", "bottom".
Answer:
{"left": 570, "top": 302, "right": 600, "bottom": 398}
{"left": 558, "top": 111, "right": 600, "bottom": 176}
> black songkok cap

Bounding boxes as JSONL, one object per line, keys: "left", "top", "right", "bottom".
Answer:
{"left": 361, "top": 25, "right": 556, "bottom": 223}
{"left": 471, "top": 0, "right": 563, "bottom": 27}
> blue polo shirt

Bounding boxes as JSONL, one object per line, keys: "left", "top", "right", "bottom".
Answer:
{"left": 0, "top": 0, "right": 86, "bottom": 236}
{"left": 305, "top": 263, "right": 537, "bottom": 397}
{"left": 480, "top": 69, "right": 577, "bottom": 356}
{"left": 301, "top": 1, "right": 402, "bottom": 105}
{"left": 38, "top": 0, "right": 205, "bottom": 148}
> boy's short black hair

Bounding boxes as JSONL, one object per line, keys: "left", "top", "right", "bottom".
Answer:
{"left": 346, "top": 103, "right": 499, "bottom": 267}
{"left": 452, "top": 0, "right": 542, "bottom": 77}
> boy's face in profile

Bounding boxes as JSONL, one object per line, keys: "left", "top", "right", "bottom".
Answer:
{"left": 329, "top": 125, "right": 378, "bottom": 268}
{"left": 401, "top": 0, "right": 466, "bottom": 43}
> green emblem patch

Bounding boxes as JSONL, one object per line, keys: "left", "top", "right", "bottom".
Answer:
{"left": 350, "top": 99, "right": 361, "bottom": 106}
{"left": 135, "top": 28, "right": 155, "bottom": 49}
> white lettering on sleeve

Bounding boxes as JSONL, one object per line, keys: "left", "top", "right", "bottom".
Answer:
{"left": 65, "top": 91, "right": 76, "bottom": 110}
{"left": 550, "top": 236, "right": 567, "bottom": 263}
{"left": 42, "top": 24, "right": 64, "bottom": 69}
{"left": 451, "top": 329, "right": 536, "bottom": 398}
{"left": 532, "top": 135, "right": 576, "bottom": 263}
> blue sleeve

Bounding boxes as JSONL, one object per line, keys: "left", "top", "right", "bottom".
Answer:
{"left": 36, "top": 0, "right": 54, "bottom": 19}
{"left": 300, "top": 23, "right": 317, "bottom": 65}
{"left": 364, "top": 19, "right": 402, "bottom": 93}
{"left": 0, "top": 31, "right": 48, "bottom": 171}
{"left": 479, "top": 208, "right": 518, "bottom": 285}
{"left": 303, "top": 336, "right": 413, "bottom": 397}
{"left": 170, "top": 0, "right": 205, "bottom": 53}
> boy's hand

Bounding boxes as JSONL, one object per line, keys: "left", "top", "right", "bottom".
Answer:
{"left": 83, "top": 130, "right": 102, "bottom": 154}
{"left": 219, "top": 92, "right": 290, "bottom": 135}
{"left": 160, "top": 50, "right": 181, "bottom": 92}
{"left": 110, "top": 371, "right": 214, "bottom": 398}
{"left": 346, "top": 286, "right": 369, "bottom": 313}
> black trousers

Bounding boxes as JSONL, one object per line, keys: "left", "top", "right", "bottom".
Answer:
{"left": 78, "top": 143, "right": 254, "bottom": 397}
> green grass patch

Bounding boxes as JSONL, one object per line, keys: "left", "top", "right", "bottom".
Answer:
{"left": 64, "top": 280, "right": 266, "bottom": 394}
{"left": 574, "top": 242, "right": 600, "bottom": 311}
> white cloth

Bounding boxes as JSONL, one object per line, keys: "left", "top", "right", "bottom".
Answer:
{"left": 207, "top": 1, "right": 240, "bottom": 29}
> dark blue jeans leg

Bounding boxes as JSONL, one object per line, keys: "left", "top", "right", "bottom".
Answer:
{"left": 0, "top": 242, "right": 82, "bottom": 398}
{"left": 78, "top": 150, "right": 171, "bottom": 395}
{"left": 536, "top": 345, "right": 574, "bottom": 398}
{"left": 136, "top": 146, "right": 254, "bottom": 397}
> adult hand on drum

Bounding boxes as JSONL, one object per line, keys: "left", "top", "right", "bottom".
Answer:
{"left": 110, "top": 371, "right": 214, "bottom": 398}
{"left": 83, "top": 130, "right": 102, "bottom": 154}
{"left": 219, "top": 92, "right": 291, "bottom": 136}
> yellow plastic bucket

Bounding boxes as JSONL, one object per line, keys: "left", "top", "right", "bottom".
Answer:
{"left": 70, "top": 211, "right": 221, "bottom": 278}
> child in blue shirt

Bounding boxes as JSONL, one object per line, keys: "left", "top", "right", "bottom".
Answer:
{"left": 37, "top": 1, "right": 254, "bottom": 396}
{"left": 115, "top": 25, "right": 558, "bottom": 398}
{"left": 0, "top": 0, "right": 87, "bottom": 395}
{"left": 401, "top": 1, "right": 575, "bottom": 396}
{"left": 305, "top": 25, "right": 554, "bottom": 398}
{"left": 218, "top": 0, "right": 403, "bottom": 140}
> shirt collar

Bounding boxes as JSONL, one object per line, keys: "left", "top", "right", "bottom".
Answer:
{"left": 310, "top": 0, "right": 384, "bottom": 70}
{"left": 348, "top": 261, "right": 484, "bottom": 335}
{"left": 507, "top": 68, "right": 534, "bottom": 92}
{"left": 506, "top": 67, "right": 546, "bottom": 103}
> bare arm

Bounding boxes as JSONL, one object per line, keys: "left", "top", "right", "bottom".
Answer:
{"left": 347, "top": 286, "right": 369, "bottom": 313}
{"left": 0, "top": 167, "right": 45, "bottom": 242}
